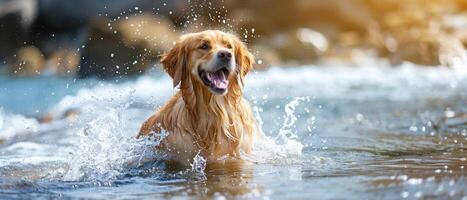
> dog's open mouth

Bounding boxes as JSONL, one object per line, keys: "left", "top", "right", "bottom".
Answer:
{"left": 199, "top": 67, "right": 230, "bottom": 94}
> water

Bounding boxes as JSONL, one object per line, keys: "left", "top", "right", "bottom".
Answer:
{"left": 0, "top": 63, "right": 466, "bottom": 199}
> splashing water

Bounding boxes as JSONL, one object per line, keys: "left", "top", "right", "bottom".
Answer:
{"left": 45, "top": 71, "right": 312, "bottom": 181}
{"left": 277, "top": 97, "right": 307, "bottom": 142}
{"left": 191, "top": 151, "right": 207, "bottom": 173}
{"left": 64, "top": 108, "right": 164, "bottom": 182}
{"left": 242, "top": 97, "right": 313, "bottom": 165}
{"left": 62, "top": 95, "right": 309, "bottom": 182}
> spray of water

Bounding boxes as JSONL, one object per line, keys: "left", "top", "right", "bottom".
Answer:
{"left": 63, "top": 108, "right": 165, "bottom": 182}
{"left": 241, "top": 97, "right": 310, "bottom": 165}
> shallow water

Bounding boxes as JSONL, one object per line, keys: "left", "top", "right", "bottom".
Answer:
{"left": 0, "top": 63, "right": 466, "bottom": 199}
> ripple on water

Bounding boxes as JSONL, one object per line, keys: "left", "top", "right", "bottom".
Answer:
{"left": 0, "top": 64, "right": 466, "bottom": 199}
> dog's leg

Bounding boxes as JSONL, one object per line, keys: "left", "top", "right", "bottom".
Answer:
{"left": 137, "top": 114, "right": 162, "bottom": 138}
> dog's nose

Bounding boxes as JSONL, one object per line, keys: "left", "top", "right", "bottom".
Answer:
{"left": 217, "top": 50, "right": 232, "bottom": 61}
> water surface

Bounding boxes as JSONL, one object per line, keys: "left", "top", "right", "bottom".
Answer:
{"left": 0, "top": 63, "right": 466, "bottom": 199}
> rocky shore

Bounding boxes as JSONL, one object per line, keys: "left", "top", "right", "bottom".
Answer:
{"left": 1, "top": 0, "right": 466, "bottom": 78}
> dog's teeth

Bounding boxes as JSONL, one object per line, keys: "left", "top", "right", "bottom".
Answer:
{"left": 204, "top": 70, "right": 228, "bottom": 89}
{"left": 220, "top": 71, "right": 225, "bottom": 80}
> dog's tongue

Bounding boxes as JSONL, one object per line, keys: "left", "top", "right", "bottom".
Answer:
{"left": 207, "top": 70, "right": 228, "bottom": 89}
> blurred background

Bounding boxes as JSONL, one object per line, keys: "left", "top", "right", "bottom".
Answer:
{"left": 1, "top": 0, "right": 467, "bottom": 78}
{"left": 1, "top": 1, "right": 467, "bottom": 199}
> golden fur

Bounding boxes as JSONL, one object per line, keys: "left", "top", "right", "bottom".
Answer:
{"left": 137, "top": 30, "right": 258, "bottom": 165}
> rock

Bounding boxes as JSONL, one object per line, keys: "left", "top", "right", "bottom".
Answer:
{"left": 249, "top": 45, "right": 281, "bottom": 69}
{"left": 438, "top": 36, "right": 467, "bottom": 67}
{"left": 4, "top": 0, "right": 467, "bottom": 74}
{"left": 2, "top": 0, "right": 186, "bottom": 77}
{"left": 46, "top": 48, "right": 80, "bottom": 75}
{"left": 9, "top": 46, "right": 45, "bottom": 76}
{"left": 226, "top": 0, "right": 467, "bottom": 66}
{"left": 79, "top": 19, "right": 148, "bottom": 78}
{"left": 453, "top": 28, "right": 467, "bottom": 46}
{"left": 0, "top": 14, "right": 24, "bottom": 64}
{"left": 39, "top": 108, "right": 80, "bottom": 123}
{"left": 36, "top": 0, "right": 185, "bottom": 28}
{"left": 79, "top": 14, "right": 178, "bottom": 78}
{"left": 375, "top": 30, "right": 466, "bottom": 67}
{"left": 260, "top": 29, "right": 328, "bottom": 63}
{"left": 116, "top": 14, "right": 179, "bottom": 55}
{"left": 386, "top": 31, "right": 442, "bottom": 66}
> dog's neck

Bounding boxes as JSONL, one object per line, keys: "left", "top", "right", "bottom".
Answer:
{"left": 179, "top": 77, "right": 245, "bottom": 151}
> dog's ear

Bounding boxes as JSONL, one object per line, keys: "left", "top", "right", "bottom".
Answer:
{"left": 233, "top": 36, "right": 255, "bottom": 78}
{"left": 161, "top": 42, "right": 188, "bottom": 88}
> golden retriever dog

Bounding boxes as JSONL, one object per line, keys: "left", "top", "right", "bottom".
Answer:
{"left": 137, "top": 30, "right": 258, "bottom": 165}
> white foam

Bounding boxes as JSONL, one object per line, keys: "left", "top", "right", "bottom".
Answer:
{"left": 0, "top": 109, "right": 40, "bottom": 141}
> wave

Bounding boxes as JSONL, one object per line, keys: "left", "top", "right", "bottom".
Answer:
{"left": 0, "top": 109, "right": 40, "bottom": 141}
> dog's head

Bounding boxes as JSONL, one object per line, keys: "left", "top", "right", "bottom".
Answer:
{"left": 161, "top": 30, "right": 254, "bottom": 96}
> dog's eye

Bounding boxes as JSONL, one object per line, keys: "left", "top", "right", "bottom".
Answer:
{"left": 226, "top": 44, "right": 232, "bottom": 49}
{"left": 199, "top": 43, "right": 210, "bottom": 50}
